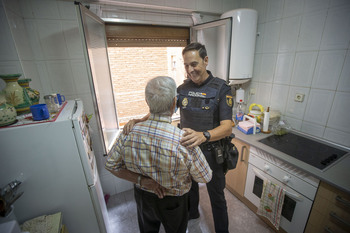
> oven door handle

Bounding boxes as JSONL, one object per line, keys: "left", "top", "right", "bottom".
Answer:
{"left": 252, "top": 167, "right": 304, "bottom": 202}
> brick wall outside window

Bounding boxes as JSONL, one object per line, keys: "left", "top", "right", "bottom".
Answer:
{"left": 108, "top": 47, "right": 185, "bottom": 126}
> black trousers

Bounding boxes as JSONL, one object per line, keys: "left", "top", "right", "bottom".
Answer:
{"left": 189, "top": 147, "right": 229, "bottom": 233}
{"left": 134, "top": 186, "right": 189, "bottom": 233}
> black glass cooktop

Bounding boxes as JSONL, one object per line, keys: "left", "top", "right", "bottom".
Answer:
{"left": 259, "top": 132, "right": 348, "bottom": 170}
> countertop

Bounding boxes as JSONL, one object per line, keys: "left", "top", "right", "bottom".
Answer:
{"left": 231, "top": 127, "right": 350, "bottom": 194}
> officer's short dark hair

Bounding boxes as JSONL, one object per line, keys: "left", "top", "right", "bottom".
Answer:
{"left": 182, "top": 42, "right": 207, "bottom": 59}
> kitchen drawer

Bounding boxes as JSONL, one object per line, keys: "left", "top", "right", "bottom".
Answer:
{"left": 305, "top": 181, "right": 350, "bottom": 233}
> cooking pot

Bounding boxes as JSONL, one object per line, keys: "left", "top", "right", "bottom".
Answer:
{"left": 248, "top": 103, "right": 264, "bottom": 123}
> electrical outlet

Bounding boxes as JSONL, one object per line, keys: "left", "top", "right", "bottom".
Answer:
{"left": 250, "top": 88, "right": 256, "bottom": 95}
{"left": 294, "top": 93, "right": 305, "bottom": 102}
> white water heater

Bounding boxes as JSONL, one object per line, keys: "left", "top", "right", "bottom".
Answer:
{"left": 221, "top": 9, "right": 258, "bottom": 81}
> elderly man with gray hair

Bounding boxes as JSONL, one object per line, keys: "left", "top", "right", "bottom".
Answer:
{"left": 105, "top": 76, "right": 212, "bottom": 233}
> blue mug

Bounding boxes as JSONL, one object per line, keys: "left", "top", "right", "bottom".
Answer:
{"left": 56, "top": 93, "right": 66, "bottom": 105}
{"left": 30, "top": 104, "right": 50, "bottom": 121}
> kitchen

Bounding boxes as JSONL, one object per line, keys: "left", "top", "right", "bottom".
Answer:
{"left": 0, "top": 0, "right": 350, "bottom": 233}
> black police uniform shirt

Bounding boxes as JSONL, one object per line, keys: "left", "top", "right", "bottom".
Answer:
{"left": 177, "top": 70, "right": 233, "bottom": 133}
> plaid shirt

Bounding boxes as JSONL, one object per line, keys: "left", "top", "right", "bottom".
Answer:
{"left": 105, "top": 113, "right": 212, "bottom": 196}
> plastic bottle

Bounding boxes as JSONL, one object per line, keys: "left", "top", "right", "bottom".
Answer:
{"left": 236, "top": 103, "right": 244, "bottom": 121}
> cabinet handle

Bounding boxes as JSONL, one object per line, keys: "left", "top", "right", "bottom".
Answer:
{"left": 241, "top": 146, "right": 247, "bottom": 162}
{"left": 336, "top": 195, "right": 350, "bottom": 208}
{"left": 324, "top": 226, "right": 334, "bottom": 233}
{"left": 330, "top": 211, "right": 350, "bottom": 227}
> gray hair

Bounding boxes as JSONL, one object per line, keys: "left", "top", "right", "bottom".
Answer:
{"left": 145, "top": 76, "right": 177, "bottom": 115}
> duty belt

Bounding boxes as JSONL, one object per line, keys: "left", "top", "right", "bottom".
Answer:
{"left": 200, "top": 141, "right": 221, "bottom": 151}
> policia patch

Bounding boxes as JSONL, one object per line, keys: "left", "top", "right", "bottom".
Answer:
{"left": 226, "top": 95, "right": 233, "bottom": 107}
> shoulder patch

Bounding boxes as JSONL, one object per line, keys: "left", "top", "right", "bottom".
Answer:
{"left": 226, "top": 95, "right": 233, "bottom": 107}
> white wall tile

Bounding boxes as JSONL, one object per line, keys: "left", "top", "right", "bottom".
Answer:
{"left": 164, "top": 0, "right": 180, "bottom": 8}
{"left": 24, "top": 20, "right": 44, "bottom": 60}
{"left": 0, "top": 61, "right": 23, "bottom": 76}
{"left": 209, "top": 0, "right": 223, "bottom": 13}
{"left": 70, "top": 60, "right": 91, "bottom": 95}
{"left": 260, "top": 53, "right": 277, "bottom": 83}
{"left": 301, "top": 121, "right": 325, "bottom": 137}
{"left": 303, "top": 0, "right": 330, "bottom": 13}
{"left": 324, "top": 127, "right": 350, "bottom": 147}
{"left": 36, "top": 61, "right": 52, "bottom": 95}
{"left": 304, "top": 89, "right": 334, "bottom": 125}
{"left": 61, "top": 21, "right": 84, "bottom": 59}
{"left": 252, "top": 0, "right": 267, "bottom": 23}
{"left": 330, "top": 0, "right": 350, "bottom": 8}
{"left": 285, "top": 86, "right": 310, "bottom": 119}
{"left": 274, "top": 53, "right": 294, "bottom": 85}
{"left": 337, "top": 50, "right": 350, "bottom": 92}
{"left": 278, "top": 15, "right": 301, "bottom": 52}
{"left": 179, "top": 0, "right": 196, "bottom": 10}
{"left": 291, "top": 51, "right": 317, "bottom": 87}
{"left": 197, "top": 0, "right": 210, "bottom": 12}
{"left": 0, "top": 6, "right": 19, "bottom": 61}
{"left": 45, "top": 60, "right": 76, "bottom": 95}
{"left": 312, "top": 50, "right": 346, "bottom": 90}
{"left": 3, "top": 0, "right": 21, "bottom": 16}
{"left": 266, "top": 0, "right": 284, "bottom": 21}
{"left": 284, "top": 116, "right": 302, "bottom": 130}
{"left": 256, "top": 82, "right": 272, "bottom": 108}
{"left": 223, "top": 0, "right": 237, "bottom": 12}
{"left": 148, "top": 0, "right": 165, "bottom": 6}
{"left": 246, "top": 81, "right": 259, "bottom": 107}
{"left": 240, "top": 0, "right": 253, "bottom": 8}
{"left": 36, "top": 20, "right": 69, "bottom": 59}
{"left": 320, "top": 6, "right": 350, "bottom": 50}
{"left": 262, "top": 20, "right": 281, "bottom": 53}
{"left": 6, "top": 9, "right": 34, "bottom": 60}
{"left": 255, "top": 23, "right": 264, "bottom": 53}
{"left": 283, "top": 0, "right": 304, "bottom": 17}
{"left": 327, "top": 92, "right": 350, "bottom": 133}
{"left": 270, "top": 84, "right": 289, "bottom": 114}
{"left": 297, "top": 10, "right": 327, "bottom": 51}
{"left": 57, "top": 1, "right": 77, "bottom": 20}
{"left": 30, "top": 0, "right": 60, "bottom": 19}
{"left": 252, "top": 53, "right": 262, "bottom": 82}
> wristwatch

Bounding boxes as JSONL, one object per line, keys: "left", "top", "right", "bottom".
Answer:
{"left": 203, "top": 131, "right": 211, "bottom": 143}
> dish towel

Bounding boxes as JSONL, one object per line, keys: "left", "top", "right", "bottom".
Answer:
{"left": 257, "top": 180, "right": 285, "bottom": 230}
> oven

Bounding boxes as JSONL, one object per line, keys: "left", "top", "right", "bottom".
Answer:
{"left": 244, "top": 147, "right": 320, "bottom": 233}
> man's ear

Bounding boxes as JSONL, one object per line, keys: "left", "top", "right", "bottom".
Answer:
{"left": 171, "top": 97, "right": 176, "bottom": 113}
{"left": 204, "top": 56, "right": 209, "bottom": 66}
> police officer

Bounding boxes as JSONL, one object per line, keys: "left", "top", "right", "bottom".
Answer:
{"left": 178, "top": 42, "right": 233, "bottom": 233}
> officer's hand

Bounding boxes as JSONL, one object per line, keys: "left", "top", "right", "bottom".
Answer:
{"left": 141, "top": 177, "right": 166, "bottom": 199}
{"left": 123, "top": 119, "right": 136, "bottom": 135}
{"left": 180, "top": 128, "right": 206, "bottom": 148}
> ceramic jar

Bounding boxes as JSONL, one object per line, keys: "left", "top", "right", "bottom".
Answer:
{"left": 0, "top": 93, "right": 17, "bottom": 127}
{"left": 18, "top": 78, "right": 40, "bottom": 105}
{"left": 0, "top": 74, "right": 32, "bottom": 115}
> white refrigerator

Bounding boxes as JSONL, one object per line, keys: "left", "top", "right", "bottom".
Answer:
{"left": 0, "top": 100, "right": 110, "bottom": 233}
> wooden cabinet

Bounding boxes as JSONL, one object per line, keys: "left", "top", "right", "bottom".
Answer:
{"left": 225, "top": 138, "right": 250, "bottom": 199}
{"left": 305, "top": 181, "right": 350, "bottom": 233}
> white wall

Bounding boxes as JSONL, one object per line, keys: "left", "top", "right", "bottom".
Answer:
{"left": 3, "top": 0, "right": 349, "bottom": 197}
{"left": 0, "top": 0, "right": 239, "bottom": 196}
{"left": 238, "top": 0, "right": 350, "bottom": 148}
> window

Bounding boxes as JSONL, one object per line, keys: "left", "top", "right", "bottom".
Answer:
{"left": 105, "top": 24, "right": 189, "bottom": 126}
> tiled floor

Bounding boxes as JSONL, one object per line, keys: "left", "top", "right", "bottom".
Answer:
{"left": 107, "top": 183, "right": 275, "bottom": 233}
